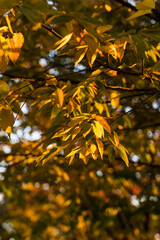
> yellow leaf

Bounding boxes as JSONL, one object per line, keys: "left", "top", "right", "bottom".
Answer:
{"left": 93, "top": 115, "right": 111, "bottom": 134}
{"left": 136, "top": 0, "right": 155, "bottom": 10}
{"left": 69, "top": 153, "right": 75, "bottom": 165}
{"left": 111, "top": 91, "right": 119, "bottom": 108}
{"left": 6, "top": 125, "right": 12, "bottom": 134}
{"left": 57, "top": 88, "right": 64, "bottom": 107}
{"left": 95, "top": 101, "right": 104, "bottom": 114}
{"left": 114, "top": 37, "right": 127, "bottom": 61}
{"left": 113, "top": 131, "right": 119, "bottom": 147}
{"left": 90, "top": 143, "right": 97, "bottom": 153}
{"left": 7, "top": 33, "right": 24, "bottom": 65}
{"left": 102, "top": 42, "right": 117, "bottom": 59}
{"left": 93, "top": 120, "right": 104, "bottom": 138}
{"left": 97, "top": 25, "right": 112, "bottom": 34}
{"left": 74, "top": 46, "right": 88, "bottom": 67}
{"left": 66, "top": 146, "right": 81, "bottom": 158}
{"left": 117, "top": 144, "right": 129, "bottom": 167}
{"left": 103, "top": 69, "right": 117, "bottom": 77}
{"left": 96, "top": 138, "right": 104, "bottom": 159}
{"left": 0, "top": 26, "right": 8, "bottom": 33}
{"left": 13, "top": 33, "right": 24, "bottom": 49}
{"left": 54, "top": 32, "right": 73, "bottom": 51}
{"left": 127, "top": 9, "right": 151, "bottom": 20}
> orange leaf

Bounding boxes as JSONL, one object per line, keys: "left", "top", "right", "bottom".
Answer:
{"left": 57, "top": 88, "right": 64, "bottom": 107}
{"left": 13, "top": 33, "right": 24, "bottom": 49}
{"left": 93, "top": 115, "right": 111, "bottom": 134}
{"left": 7, "top": 33, "right": 24, "bottom": 64}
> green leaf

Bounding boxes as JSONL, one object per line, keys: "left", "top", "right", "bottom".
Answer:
{"left": 50, "top": 15, "right": 74, "bottom": 24}
{"left": 0, "top": 81, "right": 10, "bottom": 98}
{"left": 19, "top": 0, "right": 49, "bottom": 23}
{"left": 0, "top": 105, "right": 14, "bottom": 133}
{"left": 0, "top": 0, "right": 19, "bottom": 10}
{"left": 108, "top": 147, "right": 116, "bottom": 162}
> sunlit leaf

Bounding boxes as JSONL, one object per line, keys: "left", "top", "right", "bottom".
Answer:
{"left": 93, "top": 115, "right": 111, "bottom": 134}
{"left": 74, "top": 46, "right": 88, "bottom": 67}
{"left": 111, "top": 91, "right": 119, "bottom": 108}
{"left": 54, "top": 33, "right": 73, "bottom": 51}
{"left": 96, "top": 138, "right": 104, "bottom": 159}
{"left": 117, "top": 144, "right": 129, "bottom": 167}
{"left": 57, "top": 88, "right": 64, "bottom": 107}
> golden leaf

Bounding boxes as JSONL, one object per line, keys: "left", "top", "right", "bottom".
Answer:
{"left": 54, "top": 32, "right": 73, "bottom": 51}
{"left": 7, "top": 33, "right": 24, "bottom": 64}
{"left": 96, "top": 138, "right": 104, "bottom": 159}
{"left": 93, "top": 115, "right": 111, "bottom": 134}
{"left": 111, "top": 91, "right": 119, "bottom": 108}
{"left": 92, "top": 120, "right": 104, "bottom": 138}
{"left": 74, "top": 46, "right": 88, "bottom": 67}
{"left": 57, "top": 88, "right": 64, "bottom": 107}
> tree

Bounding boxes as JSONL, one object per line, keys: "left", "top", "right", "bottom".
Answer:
{"left": 0, "top": 0, "right": 160, "bottom": 239}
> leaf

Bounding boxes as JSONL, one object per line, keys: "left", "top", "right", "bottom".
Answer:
{"left": 102, "top": 42, "right": 117, "bottom": 59}
{"left": 0, "top": 36, "right": 9, "bottom": 62}
{"left": 69, "top": 153, "right": 75, "bottom": 165}
{"left": 108, "top": 147, "right": 116, "bottom": 162}
{"left": 0, "top": 0, "right": 19, "bottom": 10}
{"left": 13, "top": 33, "right": 24, "bottom": 49}
{"left": 111, "top": 91, "right": 119, "bottom": 108}
{"left": 0, "top": 26, "right": 9, "bottom": 33}
{"left": 54, "top": 33, "right": 73, "bottom": 51}
{"left": 84, "top": 34, "right": 98, "bottom": 67}
{"left": 50, "top": 15, "right": 74, "bottom": 24}
{"left": 19, "top": 0, "right": 49, "bottom": 23}
{"left": 74, "top": 46, "right": 88, "bottom": 67}
{"left": 97, "top": 25, "right": 112, "bottom": 34}
{"left": 0, "top": 54, "right": 8, "bottom": 73}
{"left": 5, "top": 15, "right": 13, "bottom": 34}
{"left": 117, "top": 144, "right": 129, "bottom": 167}
{"left": 90, "top": 143, "right": 97, "bottom": 153}
{"left": 93, "top": 115, "right": 111, "bottom": 134}
{"left": 66, "top": 146, "right": 81, "bottom": 158}
{"left": 95, "top": 101, "right": 104, "bottom": 114}
{"left": 113, "top": 131, "right": 119, "bottom": 147}
{"left": 92, "top": 120, "right": 104, "bottom": 138}
{"left": 57, "top": 88, "right": 64, "bottom": 107}
{"left": 136, "top": 0, "right": 155, "bottom": 10}
{"left": 7, "top": 33, "right": 24, "bottom": 64}
{"left": 0, "top": 105, "right": 14, "bottom": 133}
{"left": 96, "top": 138, "right": 104, "bottom": 159}
{"left": 0, "top": 81, "right": 10, "bottom": 98}
{"left": 127, "top": 9, "right": 151, "bottom": 21}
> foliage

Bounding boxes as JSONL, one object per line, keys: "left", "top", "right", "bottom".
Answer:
{"left": 0, "top": 0, "right": 160, "bottom": 239}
